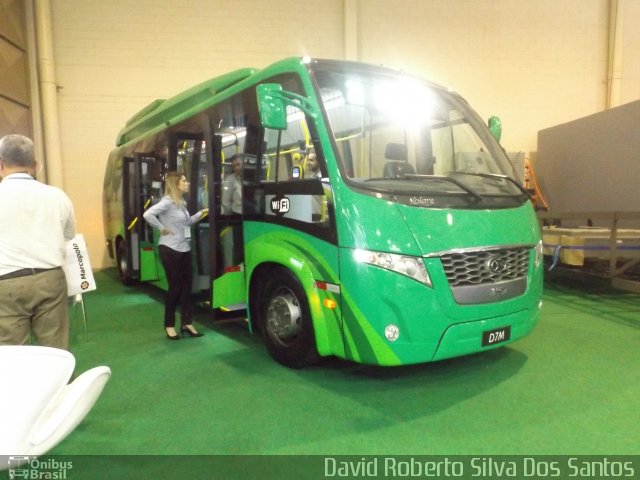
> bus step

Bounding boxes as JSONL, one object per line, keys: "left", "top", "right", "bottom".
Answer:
{"left": 220, "top": 303, "right": 247, "bottom": 312}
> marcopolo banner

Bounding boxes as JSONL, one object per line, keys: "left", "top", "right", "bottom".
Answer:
{"left": 63, "top": 233, "right": 97, "bottom": 296}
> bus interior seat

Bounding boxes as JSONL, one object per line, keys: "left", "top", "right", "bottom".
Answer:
{"left": 385, "top": 142, "right": 408, "bottom": 161}
{"left": 383, "top": 142, "right": 414, "bottom": 178}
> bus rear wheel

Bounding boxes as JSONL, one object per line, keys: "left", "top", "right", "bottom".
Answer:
{"left": 116, "top": 240, "right": 136, "bottom": 286}
{"left": 259, "top": 267, "right": 319, "bottom": 369}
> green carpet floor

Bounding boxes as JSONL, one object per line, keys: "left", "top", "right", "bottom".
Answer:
{"left": 52, "top": 269, "right": 639, "bottom": 459}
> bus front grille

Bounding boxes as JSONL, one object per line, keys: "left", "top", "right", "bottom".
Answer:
{"left": 440, "top": 247, "right": 530, "bottom": 287}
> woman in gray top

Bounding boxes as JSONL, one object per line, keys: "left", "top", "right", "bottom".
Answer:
{"left": 143, "top": 172, "right": 208, "bottom": 340}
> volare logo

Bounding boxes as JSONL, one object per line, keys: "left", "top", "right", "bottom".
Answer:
{"left": 409, "top": 196, "right": 435, "bottom": 206}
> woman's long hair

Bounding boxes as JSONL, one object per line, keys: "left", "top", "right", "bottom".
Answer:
{"left": 164, "top": 171, "right": 186, "bottom": 205}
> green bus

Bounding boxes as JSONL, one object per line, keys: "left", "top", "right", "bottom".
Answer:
{"left": 103, "top": 57, "right": 543, "bottom": 368}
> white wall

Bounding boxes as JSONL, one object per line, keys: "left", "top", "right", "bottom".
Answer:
{"left": 46, "top": 0, "right": 640, "bottom": 269}
{"left": 358, "top": 0, "right": 610, "bottom": 152}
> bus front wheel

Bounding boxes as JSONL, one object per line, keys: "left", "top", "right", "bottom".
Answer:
{"left": 259, "top": 268, "right": 319, "bottom": 369}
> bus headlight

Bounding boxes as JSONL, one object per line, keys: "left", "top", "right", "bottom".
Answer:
{"left": 353, "top": 249, "right": 432, "bottom": 287}
{"left": 534, "top": 240, "right": 543, "bottom": 268}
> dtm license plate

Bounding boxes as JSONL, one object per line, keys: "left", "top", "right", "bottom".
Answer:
{"left": 482, "top": 326, "right": 511, "bottom": 347}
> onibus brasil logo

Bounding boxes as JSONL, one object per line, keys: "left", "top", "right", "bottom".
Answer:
{"left": 7, "top": 456, "right": 73, "bottom": 479}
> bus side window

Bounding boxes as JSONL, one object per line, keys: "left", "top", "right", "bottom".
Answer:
{"left": 262, "top": 120, "right": 331, "bottom": 225}
{"left": 263, "top": 106, "right": 308, "bottom": 182}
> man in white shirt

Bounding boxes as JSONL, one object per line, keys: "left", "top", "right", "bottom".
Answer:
{"left": 305, "top": 149, "right": 326, "bottom": 222}
{"left": 221, "top": 154, "right": 243, "bottom": 215}
{"left": 221, "top": 154, "right": 244, "bottom": 267}
{"left": 0, "top": 134, "right": 76, "bottom": 349}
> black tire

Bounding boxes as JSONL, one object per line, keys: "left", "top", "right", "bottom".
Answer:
{"left": 259, "top": 267, "right": 320, "bottom": 368}
{"left": 116, "top": 240, "right": 136, "bottom": 286}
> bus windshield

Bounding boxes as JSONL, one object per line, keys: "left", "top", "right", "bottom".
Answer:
{"left": 311, "top": 63, "right": 526, "bottom": 206}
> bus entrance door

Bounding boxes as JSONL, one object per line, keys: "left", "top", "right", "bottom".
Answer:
{"left": 207, "top": 133, "right": 246, "bottom": 318}
{"left": 121, "top": 155, "right": 164, "bottom": 284}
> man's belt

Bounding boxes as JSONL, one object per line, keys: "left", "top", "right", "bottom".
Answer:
{"left": 0, "top": 267, "right": 58, "bottom": 281}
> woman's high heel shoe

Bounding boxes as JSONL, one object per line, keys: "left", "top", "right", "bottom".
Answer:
{"left": 165, "top": 328, "right": 180, "bottom": 340}
{"left": 181, "top": 326, "right": 204, "bottom": 338}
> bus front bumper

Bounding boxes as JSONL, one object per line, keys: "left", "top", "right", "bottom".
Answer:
{"left": 430, "top": 306, "right": 541, "bottom": 362}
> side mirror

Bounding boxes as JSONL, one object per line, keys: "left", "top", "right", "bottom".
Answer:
{"left": 257, "top": 83, "right": 288, "bottom": 130}
{"left": 488, "top": 116, "right": 502, "bottom": 142}
{"left": 256, "top": 83, "right": 317, "bottom": 131}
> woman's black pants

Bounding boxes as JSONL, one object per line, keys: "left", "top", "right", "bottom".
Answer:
{"left": 158, "top": 245, "right": 193, "bottom": 328}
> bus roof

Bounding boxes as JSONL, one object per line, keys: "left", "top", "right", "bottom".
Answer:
{"left": 116, "top": 67, "right": 257, "bottom": 146}
{"left": 113, "top": 56, "right": 449, "bottom": 148}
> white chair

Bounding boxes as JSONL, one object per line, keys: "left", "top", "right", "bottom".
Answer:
{"left": 0, "top": 346, "right": 111, "bottom": 468}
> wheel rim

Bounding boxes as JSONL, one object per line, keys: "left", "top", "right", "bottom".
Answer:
{"left": 266, "top": 288, "right": 301, "bottom": 347}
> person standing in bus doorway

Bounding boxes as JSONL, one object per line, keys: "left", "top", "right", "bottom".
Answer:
{"left": 305, "top": 148, "right": 326, "bottom": 222}
{"left": 221, "top": 154, "right": 243, "bottom": 215}
{"left": 0, "top": 134, "right": 76, "bottom": 350}
{"left": 221, "top": 154, "right": 243, "bottom": 267}
{"left": 143, "top": 172, "right": 208, "bottom": 340}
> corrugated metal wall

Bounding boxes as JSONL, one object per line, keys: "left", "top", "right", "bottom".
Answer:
{"left": 0, "top": 0, "right": 31, "bottom": 138}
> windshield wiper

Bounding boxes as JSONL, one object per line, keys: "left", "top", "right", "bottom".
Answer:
{"left": 362, "top": 174, "right": 483, "bottom": 201}
{"left": 363, "top": 177, "right": 391, "bottom": 182}
{"left": 452, "top": 172, "right": 531, "bottom": 198}
{"left": 404, "top": 174, "right": 483, "bottom": 201}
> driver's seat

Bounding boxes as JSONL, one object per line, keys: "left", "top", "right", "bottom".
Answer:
{"left": 383, "top": 161, "right": 415, "bottom": 178}
{"left": 383, "top": 143, "right": 414, "bottom": 178}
